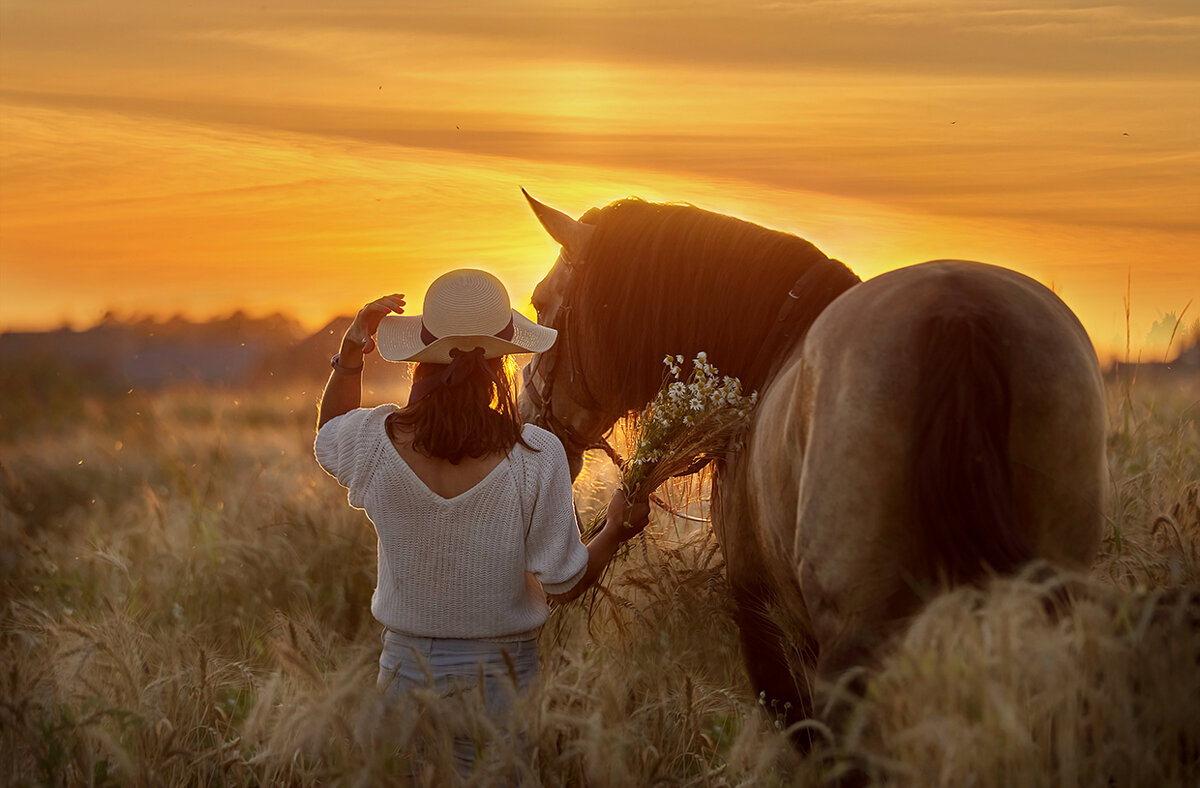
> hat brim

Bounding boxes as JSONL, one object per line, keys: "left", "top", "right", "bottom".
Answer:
{"left": 375, "top": 310, "right": 557, "bottom": 364}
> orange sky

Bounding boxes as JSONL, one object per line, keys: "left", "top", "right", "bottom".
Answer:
{"left": 1, "top": 0, "right": 1197, "bottom": 360}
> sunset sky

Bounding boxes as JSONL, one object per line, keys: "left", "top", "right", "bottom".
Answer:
{"left": 1, "top": 0, "right": 1197, "bottom": 359}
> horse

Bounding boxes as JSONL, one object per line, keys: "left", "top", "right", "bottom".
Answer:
{"left": 517, "top": 190, "right": 1107, "bottom": 743}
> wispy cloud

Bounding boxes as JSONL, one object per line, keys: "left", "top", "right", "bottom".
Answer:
{"left": 1, "top": 0, "right": 1196, "bottom": 347}
{"left": 6, "top": 1, "right": 1199, "bottom": 82}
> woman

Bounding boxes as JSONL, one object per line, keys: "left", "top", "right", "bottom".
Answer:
{"left": 314, "top": 269, "right": 648, "bottom": 760}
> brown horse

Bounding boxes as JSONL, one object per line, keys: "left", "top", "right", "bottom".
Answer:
{"left": 517, "top": 191, "right": 1107, "bottom": 742}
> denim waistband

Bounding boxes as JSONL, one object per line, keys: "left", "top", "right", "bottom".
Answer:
{"left": 381, "top": 628, "right": 538, "bottom": 651}
{"left": 381, "top": 626, "right": 540, "bottom": 647}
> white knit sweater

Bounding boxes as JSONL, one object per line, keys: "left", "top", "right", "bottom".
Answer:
{"left": 314, "top": 405, "right": 588, "bottom": 641}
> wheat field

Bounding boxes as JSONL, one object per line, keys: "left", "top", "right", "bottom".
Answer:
{"left": 1, "top": 371, "right": 1197, "bottom": 787}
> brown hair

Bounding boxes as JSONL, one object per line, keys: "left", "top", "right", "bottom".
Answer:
{"left": 388, "top": 355, "right": 533, "bottom": 463}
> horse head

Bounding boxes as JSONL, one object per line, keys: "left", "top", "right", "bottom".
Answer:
{"left": 516, "top": 189, "right": 852, "bottom": 480}
{"left": 519, "top": 190, "right": 616, "bottom": 479}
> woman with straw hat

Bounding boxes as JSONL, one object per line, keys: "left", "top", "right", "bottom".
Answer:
{"left": 314, "top": 268, "right": 648, "bottom": 760}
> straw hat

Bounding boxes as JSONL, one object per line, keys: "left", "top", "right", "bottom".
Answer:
{"left": 376, "top": 269, "right": 557, "bottom": 364}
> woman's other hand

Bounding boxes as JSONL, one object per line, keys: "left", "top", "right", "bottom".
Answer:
{"left": 606, "top": 488, "right": 651, "bottom": 542}
{"left": 344, "top": 294, "right": 405, "bottom": 355}
{"left": 547, "top": 488, "right": 653, "bottom": 605}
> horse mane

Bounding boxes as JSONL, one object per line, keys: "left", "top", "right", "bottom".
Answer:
{"left": 570, "top": 198, "right": 856, "bottom": 412}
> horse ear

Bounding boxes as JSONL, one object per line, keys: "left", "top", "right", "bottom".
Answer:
{"left": 522, "top": 188, "right": 595, "bottom": 259}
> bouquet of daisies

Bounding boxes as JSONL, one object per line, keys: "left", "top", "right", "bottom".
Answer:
{"left": 581, "top": 352, "right": 758, "bottom": 541}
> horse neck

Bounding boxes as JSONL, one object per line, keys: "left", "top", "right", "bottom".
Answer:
{"left": 576, "top": 256, "right": 860, "bottom": 418}
{"left": 750, "top": 256, "right": 863, "bottom": 389}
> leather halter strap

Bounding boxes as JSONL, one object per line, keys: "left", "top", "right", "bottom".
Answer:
{"left": 751, "top": 256, "right": 862, "bottom": 386}
{"left": 523, "top": 251, "right": 623, "bottom": 465}
{"left": 523, "top": 356, "right": 623, "bottom": 465}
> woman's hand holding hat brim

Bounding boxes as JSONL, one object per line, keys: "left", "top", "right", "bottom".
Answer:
{"left": 346, "top": 294, "right": 406, "bottom": 355}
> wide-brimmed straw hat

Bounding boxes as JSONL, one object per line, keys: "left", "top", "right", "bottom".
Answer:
{"left": 376, "top": 269, "right": 557, "bottom": 364}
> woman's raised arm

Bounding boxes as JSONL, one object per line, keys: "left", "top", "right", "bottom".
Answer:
{"left": 317, "top": 294, "right": 404, "bottom": 428}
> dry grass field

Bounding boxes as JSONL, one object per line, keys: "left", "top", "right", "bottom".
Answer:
{"left": 1, "top": 369, "right": 1197, "bottom": 786}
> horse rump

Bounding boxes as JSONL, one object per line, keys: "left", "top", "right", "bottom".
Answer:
{"left": 909, "top": 305, "right": 1034, "bottom": 588}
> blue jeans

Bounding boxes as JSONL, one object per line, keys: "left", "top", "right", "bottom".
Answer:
{"left": 377, "top": 629, "right": 540, "bottom": 770}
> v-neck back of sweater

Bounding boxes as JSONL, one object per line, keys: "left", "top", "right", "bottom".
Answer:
{"left": 315, "top": 405, "right": 588, "bottom": 641}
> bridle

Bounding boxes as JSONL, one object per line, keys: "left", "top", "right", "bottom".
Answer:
{"left": 522, "top": 250, "right": 624, "bottom": 466}
{"left": 522, "top": 254, "right": 709, "bottom": 523}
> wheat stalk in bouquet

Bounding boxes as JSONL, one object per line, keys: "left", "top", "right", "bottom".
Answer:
{"left": 580, "top": 352, "right": 758, "bottom": 542}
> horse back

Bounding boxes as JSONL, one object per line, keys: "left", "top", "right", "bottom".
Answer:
{"left": 733, "top": 260, "right": 1107, "bottom": 655}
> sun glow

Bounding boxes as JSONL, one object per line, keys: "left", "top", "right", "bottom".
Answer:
{"left": 1, "top": 1, "right": 1197, "bottom": 360}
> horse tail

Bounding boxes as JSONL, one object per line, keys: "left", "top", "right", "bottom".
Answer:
{"left": 909, "top": 306, "right": 1033, "bottom": 587}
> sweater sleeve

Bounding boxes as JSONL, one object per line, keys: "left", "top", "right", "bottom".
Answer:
{"left": 523, "top": 431, "right": 589, "bottom": 594}
{"left": 314, "top": 408, "right": 379, "bottom": 509}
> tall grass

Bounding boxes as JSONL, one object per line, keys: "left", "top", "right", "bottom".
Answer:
{"left": 1, "top": 375, "right": 1197, "bottom": 786}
